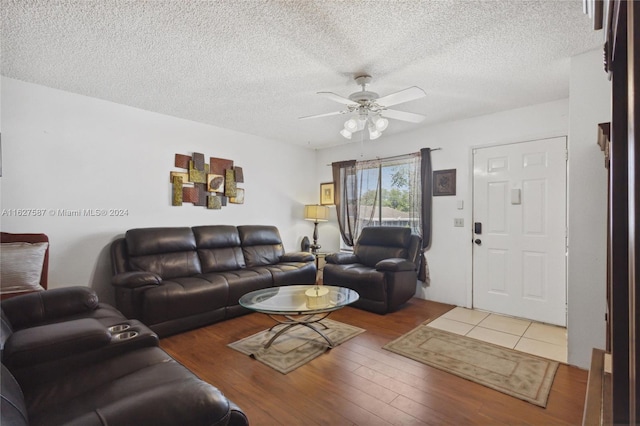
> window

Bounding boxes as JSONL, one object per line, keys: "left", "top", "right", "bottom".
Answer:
{"left": 354, "top": 156, "right": 420, "bottom": 231}
{"left": 337, "top": 154, "right": 421, "bottom": 249}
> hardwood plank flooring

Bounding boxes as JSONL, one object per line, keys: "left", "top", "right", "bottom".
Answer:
{"left": 160, "top": 298, "right": 587, "bottom": 425}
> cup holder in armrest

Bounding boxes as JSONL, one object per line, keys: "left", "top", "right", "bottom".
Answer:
{"left": 112, "top": 331, "right": 139, "bottom": 341}
{"left": 108, "top": 324, "right": 131, "bottom": 333}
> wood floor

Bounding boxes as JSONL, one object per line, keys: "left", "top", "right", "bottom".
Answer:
{"left": 160, "top": 298, "right": 588, "bottom": 425}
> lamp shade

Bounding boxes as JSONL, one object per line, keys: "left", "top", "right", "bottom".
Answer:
{"left": 304, "top": 205, "right": 329, "bottom": 222}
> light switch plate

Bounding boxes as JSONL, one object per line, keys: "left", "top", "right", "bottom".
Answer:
{"left": 454, "top": 218, "right": 464, "bottom": 227}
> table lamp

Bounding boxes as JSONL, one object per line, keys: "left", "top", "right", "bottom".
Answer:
{"left": 304, "top": 204, "right": 329, "bottom": 254}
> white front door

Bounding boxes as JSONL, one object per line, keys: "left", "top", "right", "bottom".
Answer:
{"left": 472, "top": 137, "right": 567, "bottom": 326}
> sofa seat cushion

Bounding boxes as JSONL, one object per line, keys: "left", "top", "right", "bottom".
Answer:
{"left": 142, "top": 276, "right": 228, "bottom": 324}
{"left": 262, "top": 262, "right": 318, "bottom": 286}
{"left": 323, "top": 263, "right": 387, "bottom": 302}
{"left": 201, "top": 269, "right": 272, "bottom": 306}
{"left": 24, "top": 347, "right": 235, "bottom": 426}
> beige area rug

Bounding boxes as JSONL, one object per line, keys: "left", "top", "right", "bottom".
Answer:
{"left": 228, "top": 319, "right": 365, "bottom": 374}
{"left": 383, "top": 325, "right": 559, "bottom": 407}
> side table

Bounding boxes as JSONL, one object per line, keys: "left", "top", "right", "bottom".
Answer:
{"left": 314, "top": 252, "right": 328, "bottom": 283}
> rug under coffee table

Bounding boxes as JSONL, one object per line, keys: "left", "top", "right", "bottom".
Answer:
{"left": 228, "top": 318, "right": 365, "bottom": 374}
{"left": 238, "top": 284, "right": 359, "bottom": 348}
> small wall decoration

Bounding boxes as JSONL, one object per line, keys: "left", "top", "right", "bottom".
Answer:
{"left": 171, "top": 152, "right": 245, "bottom": 210}
{"left": 320, "top": 182, "right": 335, "bottom": 205}
{"left": 433, "top": 169, "right": 456, "bottom": 196}
{"left": 230, "top": 188, "right": 245, "bottom": 204}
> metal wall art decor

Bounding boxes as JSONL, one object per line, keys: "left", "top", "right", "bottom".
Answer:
{"left": 171, "top": 152, "right": 245, "bottom": 209}
{"left": 433, "top": 169, "right": 456, "bottom": 196}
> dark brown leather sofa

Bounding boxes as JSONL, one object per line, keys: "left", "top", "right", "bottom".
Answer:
{"left": 0, "top": 287, "right": 248, "bottom": 426}
{"left": 111, "top": 225, "right": 316, "bottom": 337}
{"left": 323, "top": 227, "right": 422, "bottom": 314}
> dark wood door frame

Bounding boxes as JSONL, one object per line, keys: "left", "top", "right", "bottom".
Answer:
{"left": 605, "top": 1, "right": 639, "bottom": 423}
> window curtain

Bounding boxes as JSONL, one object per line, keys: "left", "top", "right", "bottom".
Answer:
{"left": 419, "top": 148, "right": 432, "bottom": 284}
{"left": 332, "top": 160, "right": 357, "bottom": 246}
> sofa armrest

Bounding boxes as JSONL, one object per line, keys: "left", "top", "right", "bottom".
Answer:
{"left": 1, "top": 287, "right": 100, "bottom": 330}
{"left": 112, "top": 272, "right": 162, "bottom": 289}
{"left": 3, "top": 318, "right": 112, "bottom": 369}
{"left": 375, "top": 258, "right": 417, "bottom": 272}
{"left": 280, "top": 251, "right": 315, "bottom": 262}
{"left": 326, "top": 252, "right": 359, "bottom": 265}
{"left": 70, "top": 377, "right": 247, "bottom": 426}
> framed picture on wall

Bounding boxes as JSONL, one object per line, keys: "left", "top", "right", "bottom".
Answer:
{"left": 433, "top": 169, "right": 456, "bottom": 196}
{"left": 320, "top": 182, "right": 335, "bottom": 205}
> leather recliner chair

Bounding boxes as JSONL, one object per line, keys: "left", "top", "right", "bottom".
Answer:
{"left": 323, "top": 227, "right": 422, "bottom": 314}
{"left": 0, "top": 287, "right": 248, "bottom": 426}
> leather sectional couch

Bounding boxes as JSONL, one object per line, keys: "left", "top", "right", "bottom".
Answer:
{"left": 111, "top": 225, "right": 316, "bottom": 337}
{"left": 0, "top": 287, "right": 248, "bottom": 426}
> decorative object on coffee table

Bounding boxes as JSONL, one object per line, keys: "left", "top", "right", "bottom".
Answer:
{"left": 304, "top": 204, "right": 329, "bottom": 254}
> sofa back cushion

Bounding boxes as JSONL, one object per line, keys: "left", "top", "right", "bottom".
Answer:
{"left": 193, "top": 226, "right": 246, "bottom": 272}
{"left": 125, "top": 228, "right": 201, "bottom": 279}
{"left": 238, "top": 226, "right": 285, "bottom": 267}
{"left": 355, "top": 227, "right": 414, "bottom": 268}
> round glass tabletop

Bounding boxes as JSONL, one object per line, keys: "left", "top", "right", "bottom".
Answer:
{"left": 239, "top": 285, "right": 359, "bottom": 315}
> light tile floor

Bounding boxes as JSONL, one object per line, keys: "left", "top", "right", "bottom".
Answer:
{"left": 427, "top": 307, "right": 568, "bottom": 363}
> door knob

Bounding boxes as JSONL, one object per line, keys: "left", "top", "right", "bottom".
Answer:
{"left": 474, "top": 239, "right": 482, "bottom": 245}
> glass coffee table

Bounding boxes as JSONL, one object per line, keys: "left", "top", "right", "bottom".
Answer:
{"left": 239, "top": 285, "right": 359, "bottom": 349}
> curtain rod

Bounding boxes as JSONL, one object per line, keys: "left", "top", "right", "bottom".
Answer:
{"left": 326, "top": 147, "right": 441, "bottom": 166}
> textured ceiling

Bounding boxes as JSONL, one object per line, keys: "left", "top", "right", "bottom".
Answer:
{"left": 1, "top": 1, "right": 603, "bottom": 148}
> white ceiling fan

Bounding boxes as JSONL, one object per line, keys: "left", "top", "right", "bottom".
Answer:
{"left": 299, "top": 74, "right": 427, "bottom": 140}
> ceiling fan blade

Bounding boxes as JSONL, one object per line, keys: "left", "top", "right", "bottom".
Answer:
{"left": 376, "top": 86, "right": 426, "bottom": 107}
{"left": 298, "top": 110, "right": 345, "bottom": 120}
{"left": 317, "top": 92, "right": 359, "bottom": 106}
{"left": 381, "top": 109, "right": 426, "bottom": 123}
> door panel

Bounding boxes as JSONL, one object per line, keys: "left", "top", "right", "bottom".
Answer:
{"left": 473, "top": 137, "right": 567, "bottom": 326}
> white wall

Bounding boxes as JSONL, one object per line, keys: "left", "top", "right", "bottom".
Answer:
{"left": 316, "top": 48, "right": 610, "bottom": 368}
{"left": 567, "top": 49, "right": 610, "bottom": 368}
{"left": 0, "top": 77, "right": 317, "bottom": 304}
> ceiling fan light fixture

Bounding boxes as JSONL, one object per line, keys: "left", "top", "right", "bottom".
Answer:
{"left": 344, "top": 118, "right": 358, "bottom": 132}
{"left": 374, "top": 116, "right": 389, "bottom": 131}
{"left": 300, "top": 75, "right": 427, "bottom": 142}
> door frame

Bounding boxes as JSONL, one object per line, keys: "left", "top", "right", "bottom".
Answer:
{"left": 465, "top": 135, "right": 569, "bottom": 325}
